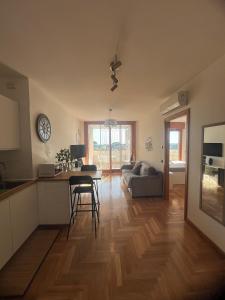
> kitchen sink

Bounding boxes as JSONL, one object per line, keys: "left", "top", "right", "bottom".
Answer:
{"left": 0, "top": 181, "right": 27, "bottom": 190}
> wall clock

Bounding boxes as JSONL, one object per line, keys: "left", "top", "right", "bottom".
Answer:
{"left": 36, "top": 114, "right": 51, "bottom": 143}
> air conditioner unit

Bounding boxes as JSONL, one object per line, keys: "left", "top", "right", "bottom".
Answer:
{"left": 160, "top": 91, "right": 188, "bottom": 115}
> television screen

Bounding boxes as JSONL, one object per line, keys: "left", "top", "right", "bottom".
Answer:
{"left": 203, "top": 143, "right": 223, "bottom": 157}
{"left": 70, "top": 145, "right": 86, "bottom": 159}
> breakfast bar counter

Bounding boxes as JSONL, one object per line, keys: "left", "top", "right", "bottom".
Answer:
{"left": 37, "top": 170, "right": 102, "bottom": 225}
{"left": 38, "top": 170, "right": 102, "bottom": 181}
{"left": 0, "top": 171, "right": 102, "bottom": 269}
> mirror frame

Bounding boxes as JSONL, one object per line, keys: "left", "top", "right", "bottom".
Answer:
{"left": 200, "top": 121, "right": 225, "bottom": 225}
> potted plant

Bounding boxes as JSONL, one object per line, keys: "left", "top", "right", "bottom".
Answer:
{"left": 56, "top": 148, "right": 73, "bottom": 171}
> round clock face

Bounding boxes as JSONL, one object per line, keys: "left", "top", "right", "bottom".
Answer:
{"left": 36, "top": 114, "right": 51, "bottom": 143}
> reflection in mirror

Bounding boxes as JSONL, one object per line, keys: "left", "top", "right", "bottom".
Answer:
{"left": 200, "top": 123, "right": 225, "bottom": 224}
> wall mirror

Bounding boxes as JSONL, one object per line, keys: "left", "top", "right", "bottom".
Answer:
{"left": 200, "top": 123, "right": 225, "bottom": 224}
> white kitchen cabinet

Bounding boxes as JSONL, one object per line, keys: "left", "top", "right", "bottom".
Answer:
{"left": 0, "top": 94, "right": 20, "bottom": 150}
{"left": 10, "top": 184, "right": 39, "bottom": 252}
{"left": 0, "top": 198, "right": 13, "bottom": 269}
{"left": 37, "top": 181, "right": 70, "bottom": 225}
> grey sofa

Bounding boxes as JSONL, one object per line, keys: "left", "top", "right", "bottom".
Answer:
{"left": 121, "top": 161, "right": 163, "bottom": 198}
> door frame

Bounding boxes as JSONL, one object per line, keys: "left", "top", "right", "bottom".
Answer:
{"left": 84, "top": 121, "right": 136, "bottom": 172}
{"left": 164, "top": 108, "right": 190, "bottom": 220}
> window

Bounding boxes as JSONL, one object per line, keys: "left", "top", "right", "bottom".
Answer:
{"left": 169, "top": 129, "right": 181, "bottom": 161}
{"left": 84, "top": 122, "right": 136, "bottom": 171}
{"left": 88, "top": 124, "right": 110, "bottom": 170}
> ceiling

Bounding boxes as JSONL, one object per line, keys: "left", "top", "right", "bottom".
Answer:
{"left": 0, "top": 63, "right": 26, "bottom": 79}
{"left": 0, "top": 0, "right": 225, "bottom": 120}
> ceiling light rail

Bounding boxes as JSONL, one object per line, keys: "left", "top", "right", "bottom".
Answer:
{"left": 110, "top": 55, "right": 122, "bottom": 91}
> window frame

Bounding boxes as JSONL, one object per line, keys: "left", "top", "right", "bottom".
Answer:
{"left": 84, "top": 121, "right": 136, "bottom": 171}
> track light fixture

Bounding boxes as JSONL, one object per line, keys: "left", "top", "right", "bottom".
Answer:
{"left": 111, "top": 74, "right": 118, "bottom": 84}
{"left": 110, "top": 60, "right": 122, "bottom": 72}
{"left": 111, "top": 84, "right": 118, "bottom": 91}
{"left": 110, "top": 55, "right": 122, "bottom": 92}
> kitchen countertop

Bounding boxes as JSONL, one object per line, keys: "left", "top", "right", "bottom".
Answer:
{"left": 0, "top": 180, "right": 36, "bottom": 202}
{"left": 0, "top": 171, "right": 103, "bottom": 201}
{"left": 38, "top": 170, "right": 102, "bottom": 181}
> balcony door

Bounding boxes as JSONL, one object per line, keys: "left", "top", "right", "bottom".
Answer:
{"left": 84, "top": 121, "right": 136, "bottom": 171}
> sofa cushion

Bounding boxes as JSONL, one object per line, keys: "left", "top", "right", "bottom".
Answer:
{"left": 123, "top": 172, "right": 139, "bottom": 188}
{"left": 121, "top": 169, "right": 132, "bottom": 175}
{"left": 140, "top": 162, "right": 150, "bottom": 176}
{"left": 132, "top": 161, "right": 142, "bottom": 175}
{"left": 148, "top": 166, "right": 157, "bottom": 175}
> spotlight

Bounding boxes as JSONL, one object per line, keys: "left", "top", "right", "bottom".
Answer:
{"left": 111, "top": 74, "right": 118, "bottom": 84}
{"left": 109, "top": 55, "right": 122, "bottom": 91}
{"left": 110, "top": 60, "right": 122, "bottom": 72}
{"left": 111, "top": 84, "right": 118, "bottom": 91}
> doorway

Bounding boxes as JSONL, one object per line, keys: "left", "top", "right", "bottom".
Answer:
{"left": 164, "top": 109, "right": 190, "bottom": 219}
{"left": 84, "top": 121, "right": 136, "bottom": 172}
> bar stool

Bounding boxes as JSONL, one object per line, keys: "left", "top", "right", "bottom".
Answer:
{"left": 81, "top": 165, "right": 100, "bottom": 204}
{"left": 67, "top": 175, "right": 99, "bottom": 239}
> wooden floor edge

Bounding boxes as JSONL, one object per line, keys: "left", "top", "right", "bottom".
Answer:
{"left": 38, "top": 224, "right": 67, "bottom": 229}
{"left": 0, "top": 229, "right": 60, "bottom": 298}
{"left": 21, "top": 230, "right": 60, "bottom": 297}
{"left": 186, "top": 218, "right": 225, "bottom": 257}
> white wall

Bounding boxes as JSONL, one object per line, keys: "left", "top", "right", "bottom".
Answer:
{"left": 29, "top": 80, "right": 82, "bottom": 176}
{"left": 143, "top": 53, "right": 225, "bottom": 251}
{"left": 136, "top": 106, "right": 164, "bottom": 171}
{"left": 0, "top": 77, "right": 33, "bottom": 179}
{"left": 163, "top": 56, "right": 225, "bottom": 251}
{"left": 184, "top": 54, "right": 225, "bottom": 251}
{"left": 0, "top": 75, "right": 82, "bottom": 179}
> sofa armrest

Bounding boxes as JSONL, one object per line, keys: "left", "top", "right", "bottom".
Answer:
{"left": 130, "top": 173, "right": 163, "bottom": 198}
{"left": 121, "top": 164, "right": 134, "bottom": 171}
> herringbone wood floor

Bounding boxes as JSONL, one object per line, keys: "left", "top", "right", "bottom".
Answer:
{"left": 23, "top": 176, "right": 225, "bottom": 300}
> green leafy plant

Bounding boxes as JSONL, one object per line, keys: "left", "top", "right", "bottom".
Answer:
{"left": 55, "top": 148, "right": 73, "bottom": 163}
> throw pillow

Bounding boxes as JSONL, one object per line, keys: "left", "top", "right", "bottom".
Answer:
{"left": 140, "top": 165, "right": 149, "bottom": 176}
{"left": 132, "top": 161, "right": 142, "bottom": 175}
